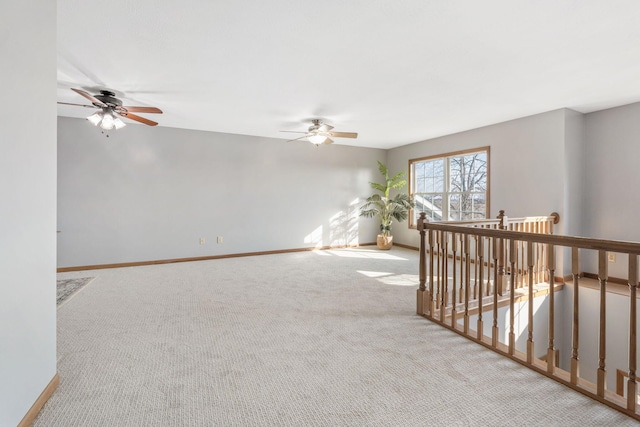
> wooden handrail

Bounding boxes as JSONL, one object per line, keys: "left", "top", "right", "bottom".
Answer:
{"left": 416, "top": 209, "right": 640, "bottom": 421}
{"left": 431, "top": 213, "right": 558, "bottom": 228}
{"left": 420, "top": 220, "right": 640, "bottom": 255}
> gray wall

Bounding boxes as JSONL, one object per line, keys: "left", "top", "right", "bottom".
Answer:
{"left": 583, "top": 102, "right": 640, "bottom": 278}
{"left": 57, "top": 117, "right": 386, "bottom": 268}
{"left": 387, "top": 109, "right": 568, "bottom": 248}
{"left": 0, "top": 1, "right": 57, "bottom": 425}
{"left": 61, "top": 102, "right": 640, "bottom": 272}
{"left": 563, "top": 109, "right": 586, "bottom": 238}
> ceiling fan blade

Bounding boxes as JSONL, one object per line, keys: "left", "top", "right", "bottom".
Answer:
{"left": 118, "top": 111, "right": 158, "bottom": 126}
{"left": 118, "top": 106, "right": 163, "bottom": 114}
{"left": 280, "top": 130, "right": 307, "bottom": 134}
{"left": 286, "top": 135, "right": 310, "bottom": 142}
{"left": 57, "top": 101, "right": 98, "bottom": 109}
{"left": 328, "top": 131, "right": 358, "bottom": 139}
{"left": 318, "top": 124, "right": 334, "bottom": 132}
{"left": 71, "top": 88, "right": 107, "bottom": 107}
{"left": 324, "top": 137, "right": 334, "bottom": 144}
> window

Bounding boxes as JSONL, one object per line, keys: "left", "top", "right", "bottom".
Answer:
{"left": 409, "top": 147, "right": 489, "bottom": 226}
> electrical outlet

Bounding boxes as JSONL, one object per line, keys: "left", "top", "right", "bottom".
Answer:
{"left": 217, "top": 236, "right": 223, "bottom": 244}
{"left": 199, "top": 237, "right": 205, "bottom": 245}
{"left": 608, "top": 252, "right": 616, "bottom": 262}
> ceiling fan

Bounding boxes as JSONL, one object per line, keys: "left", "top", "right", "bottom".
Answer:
{"left": 281, "top": 119, "right": 358, "bottom": 145}
{"left": 58, "top": 88, "right": 163, "bottom": 132}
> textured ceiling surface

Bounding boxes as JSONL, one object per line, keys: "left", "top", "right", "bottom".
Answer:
{"left": 57, "top": 0, "right": 640, "bottom": 149}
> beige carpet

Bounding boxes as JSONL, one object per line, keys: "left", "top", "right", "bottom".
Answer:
{"left": 36, "top": 248, "right": 636, "bottom": 426}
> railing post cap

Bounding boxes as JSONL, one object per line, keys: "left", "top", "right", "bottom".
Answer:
{"left": 417, "top": 212, "right": 428, "bottom": 232}
{"left": 497, "top": 210, "right": 506, "bottom": 229}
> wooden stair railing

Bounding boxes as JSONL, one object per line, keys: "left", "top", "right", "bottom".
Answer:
{"left": 416, "top": 210, "right": 640, "bottom": 420}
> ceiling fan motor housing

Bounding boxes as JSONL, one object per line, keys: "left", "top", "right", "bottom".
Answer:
{"left": 94, "top": 90, "right": 123, "bottom": 107}
{"left": 309, "top": 119, "right": 323, "bottom": 133}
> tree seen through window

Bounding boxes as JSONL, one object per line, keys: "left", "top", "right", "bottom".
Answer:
{"left": 410, "top": 148, "right": 488, "bottom": 225}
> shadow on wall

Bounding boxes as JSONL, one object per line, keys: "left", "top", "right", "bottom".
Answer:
{"left": 305, "top": 198, "right": 361, "bottom": 248}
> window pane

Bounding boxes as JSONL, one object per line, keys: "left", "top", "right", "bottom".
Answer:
{"left": 473, "top": 176, "right": 486, "bottom": 192}
{"left": 448, "top": 194, "right": 459, "bottom": 221}
{"left": 432, "top": 159, "right": 444, "bottom": 178}
{"left": 432, "top": 194, "right": 443, "bottom": 216}
{"left": 450, "top": 157, "right": 462, "bottom": 176}
{"left": 450, "top": 172, "right": 462, "bottom": 192}
{"left": 434, "top": 176, "right": 444, "bottom": 192}
{"left": 413, "top": 193, "right": 443, "bottom": 222}
{"left": 429, "top": 177, "right": 443, "bottom": 193}
{"left": 461, "top": 193, "right": 475, "bottom": 219}
{"left": 424, "top": 161, "right": 434, "bottom": 177}
{"left": 410, "top": 149, "right": 488, "bottom": 225}
{"left": 472, "top": 194, "right": 486, "bottom": 218}
{"left": 464, "top": 152, "right": 487, "bottom": 192}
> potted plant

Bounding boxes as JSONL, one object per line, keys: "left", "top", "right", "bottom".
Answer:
{"left": 360, "top": 161, "right": 415, "bottom": 250}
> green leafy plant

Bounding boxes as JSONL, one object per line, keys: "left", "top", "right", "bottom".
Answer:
{"left": 360, "top": 161, "right": 415, "bottom": 236}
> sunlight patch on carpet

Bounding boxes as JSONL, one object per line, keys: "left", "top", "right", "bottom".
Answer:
{"left": 375, "top": 273, "right": 419, "bottom": 286}
{"left": 325, "top": 249, "right": 408, "bottom": 260}
{"left": 357, "top": 270, "right": 393, "bottom": 278}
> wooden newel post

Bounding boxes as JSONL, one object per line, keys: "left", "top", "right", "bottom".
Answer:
{"left": 417, "top": 212, "right": 427, "bottom": 316}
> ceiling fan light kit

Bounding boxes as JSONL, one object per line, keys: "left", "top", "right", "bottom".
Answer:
{"left": 58, "top": 88, "right": 163, "bottom": 135}
{"left": 281, "top": 119, "right": 358, "bottom": 146}
{"left": 87, "top": 112, "right": 103, "bottom": 126}
{"left": 87, "top": 110, "right": 126, "bottom": 130}
{"left": 307, "top": 134, "right": 327, "bottom": 145}
{"left": 113, "top": 116, "right": 126, "bottom": 130}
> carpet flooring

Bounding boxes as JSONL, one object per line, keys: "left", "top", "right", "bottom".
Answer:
{"left": 56, "top": 277, "right": 94, "bottom": 306}
{"left": 36, "top": 248, "right": 637, "bottom": 426}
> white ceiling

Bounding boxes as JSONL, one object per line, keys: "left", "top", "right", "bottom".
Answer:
{"left": 57, "top": 0, "right": 640, "bottom": 150}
